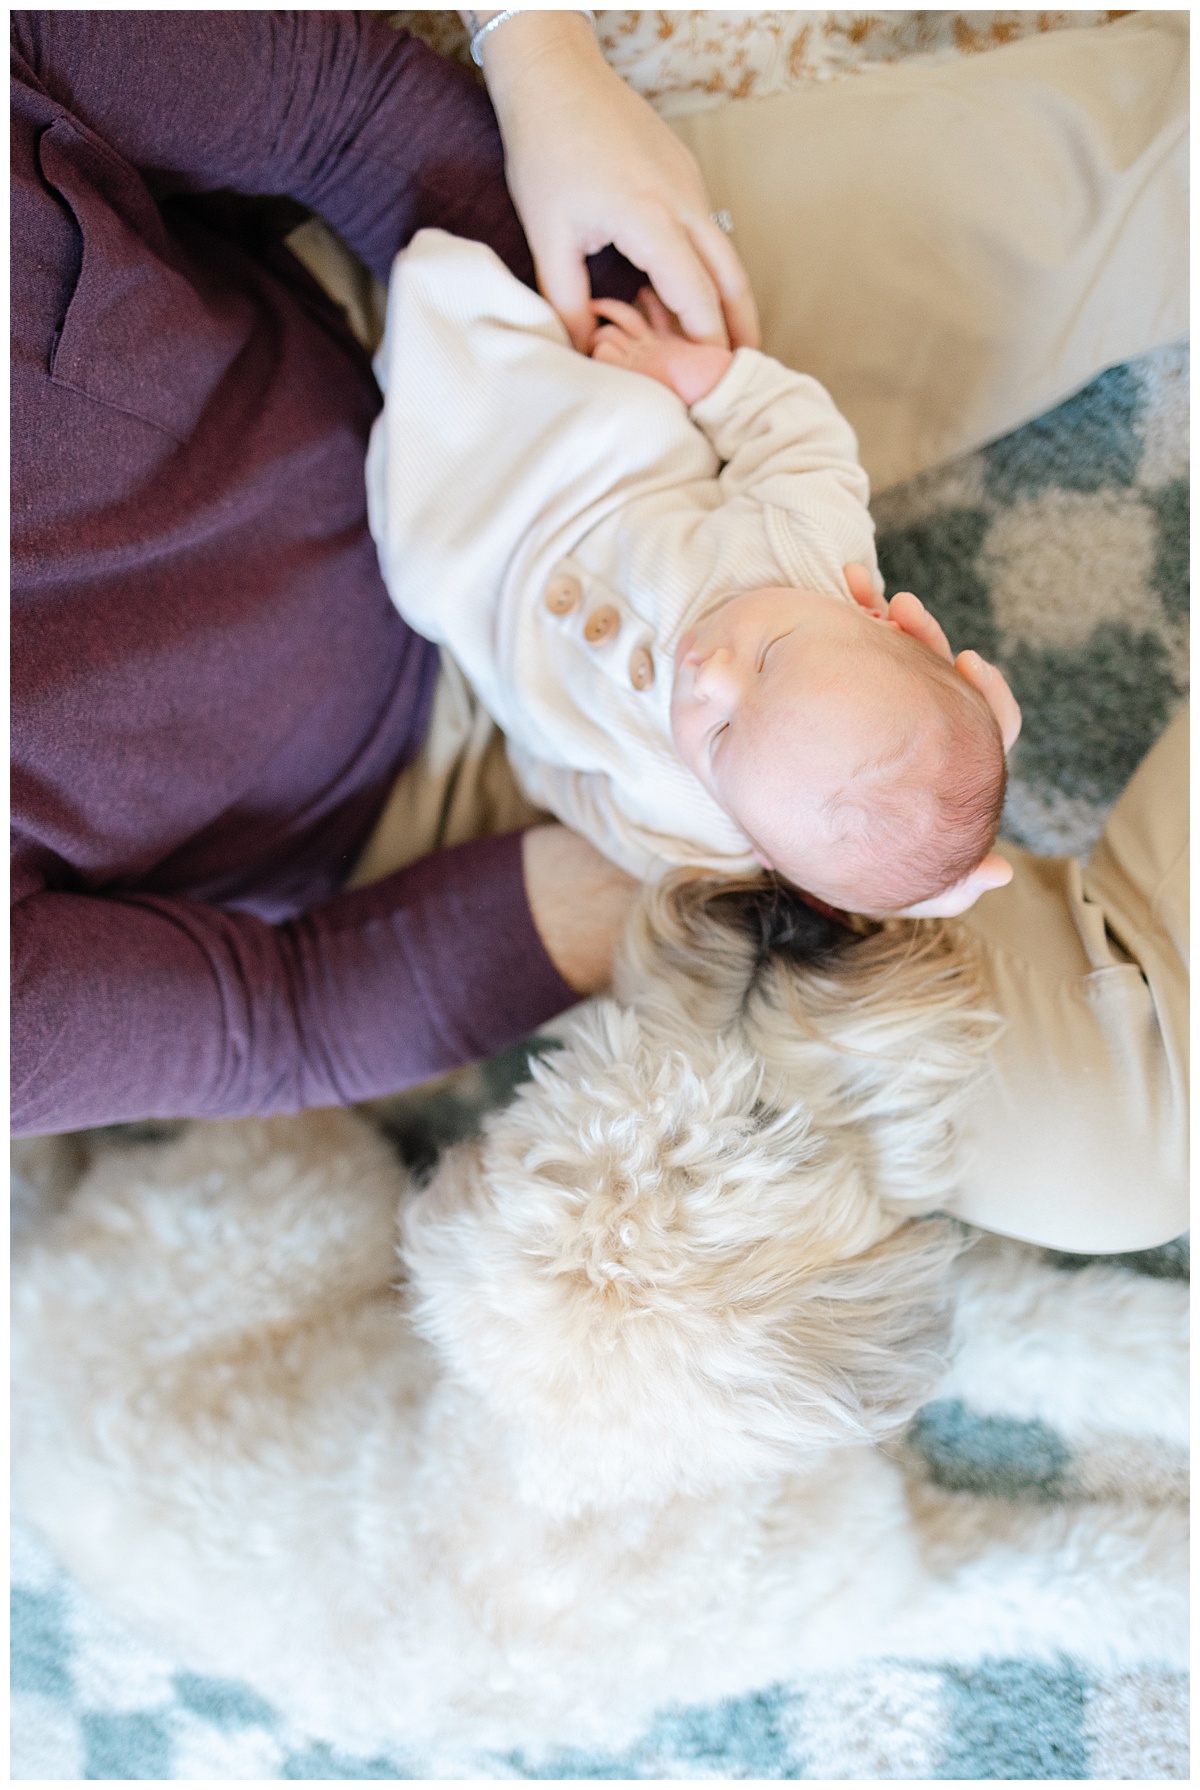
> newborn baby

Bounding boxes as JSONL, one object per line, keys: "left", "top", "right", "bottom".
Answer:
{"left": 367, "top": 229, "right": 1019, "bottom": 916}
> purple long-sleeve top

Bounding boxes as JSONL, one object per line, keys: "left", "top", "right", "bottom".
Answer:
{"left": 11, "top": 10, "right": 582, "bottom": 1135}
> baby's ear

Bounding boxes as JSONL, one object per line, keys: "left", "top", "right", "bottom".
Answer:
{"left": 889, "top": 852, "right": 1013, "bottom": 920}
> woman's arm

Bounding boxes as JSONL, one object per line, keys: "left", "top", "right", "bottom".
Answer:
{"left": 460, "top": 9, "right": 760, "bottom": 353}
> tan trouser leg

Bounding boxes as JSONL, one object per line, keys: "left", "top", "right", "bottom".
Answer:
{"left": 347, "top": 650, "right": 549, "bottom": 888}
{"left": 951, "top": 707, "right": 1188, "bottom": 1252}
{"left": 285, "top": 217, "right": 389, "bottom": 353}
{"left": 671, "top": 12, "right": 1188, "bottom": 490}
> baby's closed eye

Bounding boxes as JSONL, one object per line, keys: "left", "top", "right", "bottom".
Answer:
{"left": 757, "top": 632, "right": 791, "bottom": 672}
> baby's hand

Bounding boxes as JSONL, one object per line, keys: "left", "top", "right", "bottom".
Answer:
{"left": 590, "top": 289, "right": 733, "bottom": 406}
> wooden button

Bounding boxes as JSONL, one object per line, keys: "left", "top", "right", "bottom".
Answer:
{"left": 628, "top": 645, "right": 655, "bottom": 690}
{"left": 583, "top": 603, "right": 620, "bottom": 645}
{"left": 544, "top": 573, "right": 582, "bottom": 615}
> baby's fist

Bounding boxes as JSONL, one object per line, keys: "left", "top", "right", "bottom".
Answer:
{"left": 590, "top": 292, "right": 733, "bottom": 406}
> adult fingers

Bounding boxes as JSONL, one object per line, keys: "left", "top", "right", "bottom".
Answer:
{"left": 889, "top": 590, "right": 952, "bottom": 661}
{"left": 956, "top": 651, "right": 1023, "bottom": 751}
{"left": 608, "top": 206, "right": 730, "bottom": 347}
{"left": 534, "top": 232, "right": 601, "bottom": 353}
{"left": 682, "top": 213, "right": 761, "bottom": 350}
{"left": 636, "top": 286, "right": 680, "bottom": 337}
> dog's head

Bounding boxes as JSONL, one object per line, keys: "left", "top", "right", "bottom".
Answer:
{"left": 401, "top": 877, "right": 997, "bottom": 1516}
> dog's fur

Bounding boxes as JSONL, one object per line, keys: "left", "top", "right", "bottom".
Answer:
{"left": 11, "top": 877, "right": 1186, "bottom": 1761}
{"left": 406, "top": 879, "right": 996, "bottom": 1516}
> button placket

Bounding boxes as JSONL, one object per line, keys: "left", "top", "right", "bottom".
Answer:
{"left": 583, "top": 603, "right": 621, "bottom": 645}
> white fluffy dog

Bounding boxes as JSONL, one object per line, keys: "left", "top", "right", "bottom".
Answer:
{"left": 11, "top": 876, "right": 1187, "bottom": 1763}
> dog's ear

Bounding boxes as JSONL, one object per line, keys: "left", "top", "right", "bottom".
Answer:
{"left": 613, "top": 871, "right": 862, "bottom": 1035}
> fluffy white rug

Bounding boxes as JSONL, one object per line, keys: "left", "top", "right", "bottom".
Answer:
{"left": 12, "top": 889, "right": 1188, "bottom": 1774}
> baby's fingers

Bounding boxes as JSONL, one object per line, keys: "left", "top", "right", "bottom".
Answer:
{"left": 636, "top": 286, "right": 682, "bottom": 338}
{"left": 589, "top": 297, "right": 649, "bottom": 337}
{"left": 590, "top": 331, "right": 631, "bottom": 367}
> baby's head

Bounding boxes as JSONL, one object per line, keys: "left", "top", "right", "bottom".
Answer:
{"left": 670, "top": 586, "right": 1008, "bottom": 914}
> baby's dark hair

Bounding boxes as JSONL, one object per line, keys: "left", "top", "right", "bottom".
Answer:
{"left": 839, "top": 625, "right": 1007, "bottom": 911}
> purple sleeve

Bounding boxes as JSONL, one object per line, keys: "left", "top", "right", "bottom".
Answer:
{"left": 11, "top": 9, "right": 531, "bottom": 283}
{"left": 11, "top": 833, "right": 577, "bottom": 1137}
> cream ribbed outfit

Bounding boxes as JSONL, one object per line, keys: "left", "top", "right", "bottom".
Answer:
{"left": 365, "top": 229, "right": 880, "bottom": 881}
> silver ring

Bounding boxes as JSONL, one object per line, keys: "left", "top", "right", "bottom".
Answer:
{"left": 710, "top": 209, "right": 734, "bottom": 236}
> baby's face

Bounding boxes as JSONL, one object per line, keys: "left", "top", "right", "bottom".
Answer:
{"left": 670, "top": 587, "right": 938, "bottom": 909}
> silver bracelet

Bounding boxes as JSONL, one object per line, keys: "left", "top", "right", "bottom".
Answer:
{"left": 470, "top": 8, "right": 597, "bottom": 67}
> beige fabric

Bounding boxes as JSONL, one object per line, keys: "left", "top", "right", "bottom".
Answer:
{"left": 347, "top": 649, "right": 548, "bottom": 888}
{"left": 285, "top": 216, "right": 388, "bottom": 352}
{"left": 365, "top": 228, "right": 880, "bottom": 881}
{"left": 950, "top": 706, "right": 1189, "bottom": 1253}
{"left": 671, "top": 11, "right": 1189, "bottom": 491}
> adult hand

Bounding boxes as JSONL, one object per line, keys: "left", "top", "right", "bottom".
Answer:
{"left": 843, "top": 566, "right": 1023, "bottom": 921}
{"left": 844, "top": 567, "right": 1023, "bottom": 753}
{"left": 522, "top": 823, "right": 640, "bottom": 994}
{"left": 464, "top": 10, "right": 760, "bottom": 353}
{"left": 886, "top": 854, "right": 1013, "bottom": 920}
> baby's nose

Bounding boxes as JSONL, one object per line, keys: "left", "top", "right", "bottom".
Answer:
{"left": 694, "top": 645, "right": 736, "bottom": 697}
